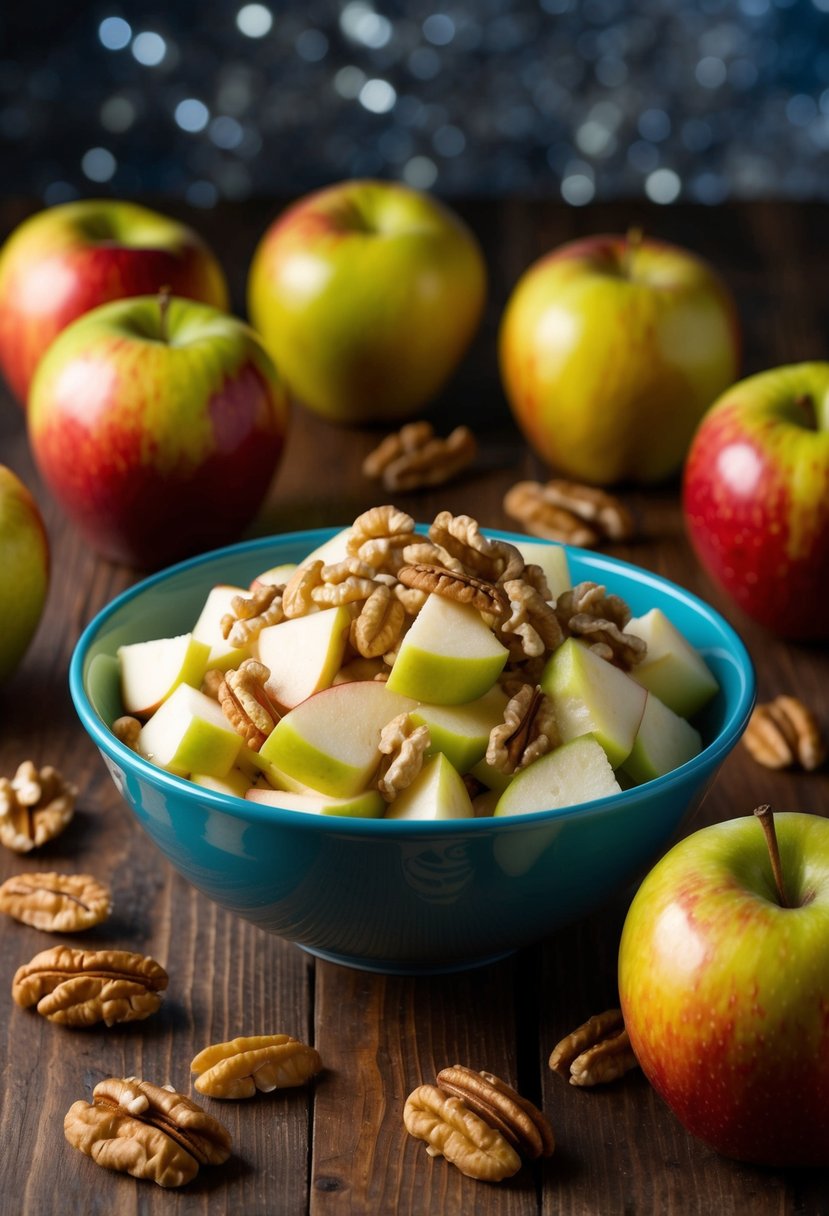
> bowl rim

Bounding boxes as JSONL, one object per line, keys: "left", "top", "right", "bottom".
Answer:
{"left": 69, "top": 526, "right": 756, "bottom": 837}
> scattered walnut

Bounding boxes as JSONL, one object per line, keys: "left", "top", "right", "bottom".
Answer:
{"left": 549, "top": 1009, "right": 639, "bottom": 1087}
{"left": 346, "top": 505, "right": 416, "bottom": 573}
{"left": 312, "top": 573, "right": 378, "bottom": 607}
{"left": 487, "top": 684, "right": 559, "bottom": 774}
{"left": 332, "top": 656, "right": 389, "bottom": 684}
{"left": 350, "top": 584, "right": 406, "bottom": 658}
{"left": 218, "top": 658, "right": 279, "bottom": 750}
{"left": 503, "top": 479, "right": 635, "bottom": 546}
{"left": 64, "top": 1076, "right": 231, "bottom": 1188}
{"left": 201, "top": 668, "right": 226, "bottom": 699}
{"left": 742, "top": 695, "right": 826, "bottom": 771}
{"left": 403, "top": 1083, "right": 522, "bottom": 1182}
{"left": 499, "top": 579, "right": 565, "bottom": 658}
{"left": 282, "top": 560, "right": 324, "bottom": 619}
{"left": 0, "top": 872, "right": 111, "bottom": 932}
{"left": 221, "top": 583, "right": 285, "bottom": 646}
{"left": 555, "top": 582, "right": 646, "bottom": 670}
{"left": 0, "top": 761, "right": 77, "bottom": 854}
{"left": 397, "top": 563, "right": 509, "bottom": 622}
{"left": 191, "top": 1034, "right": 323, "bottom": 1099}
{"left": 402, "top": 539, "right": 467, "bottom": 575}
{"left": 377, "top": 713, "right": 431, "bottom": 801}
{"left": 362, "top": 421, "right": 478, "bottom": 492}
{"left": 12, "top": 945, "right": 168, "bottom": 1026}
{"left": 111, "top": 716, "right": 141, "bottom": 750}
{"left": 429, "top": 511, "right": 524, "bottom": 583}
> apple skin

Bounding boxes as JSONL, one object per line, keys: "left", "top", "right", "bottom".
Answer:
{"left": 0, "top": 199, "right": 229, "bottom": 406}
{"left": 0, "top": 465, "right": 49, "bottom": 683}
{"left": 618, "top": 812, "right": 829, "bottom": 1167}
{"left": 27, "top": 295, "right": 290, "bottom": 569}
{"left": 499, "top": 233, "right": 740, "bottom": 485}
{"left": 247, "top": 179, "right": 486, "bottom": 424}
{"left": 683, "top": 363, "right": 829, "bottom": 640}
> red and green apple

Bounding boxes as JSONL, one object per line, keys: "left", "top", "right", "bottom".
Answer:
{"left": 0, "top": 464, "right": 49, "bottom": 683}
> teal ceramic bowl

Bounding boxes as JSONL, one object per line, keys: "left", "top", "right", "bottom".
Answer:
{"left": 69, "top": 528, "right": 755, "bottom": 975}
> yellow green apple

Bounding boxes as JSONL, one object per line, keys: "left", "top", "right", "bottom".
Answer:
{"left": 0, "top": 464, "right": 49, "bottom": 683}
{"left": 137, "top": 683, "right": 242, "bottom": 778}
{"left": 255, "top": 604, "right": 351, "bottom": 710}
{"left": 385, "top": 753, "right": 474, "bottom": 821}
{"left": 118, "top": 632, "right": 211, "bottom": 718}
{"left": 191, "top": 584, "right": 251, "bottom": 672}
{"left": 622, "top": 692, "right": 702, "bottom": 785}
{"left": 246, "top": 786, "right": 385, "bottom": 818}
{"left": 628, "top": 607, "right": 719, "bottom": 718}
{"left": 493, "top": 735, "right": 621, "bottom": 816}
{"left": 247, "top": 179, "right": 486, "bottom": 424}
{"left": 513, "top": 539, "right": 571, "bottom": 599}
{"left": 410, "top": 685, "right": 508, "bottom": 772}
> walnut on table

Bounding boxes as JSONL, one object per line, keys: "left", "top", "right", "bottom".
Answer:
{"left": 362, "top": 421, "right": 478, "bottom": 492}
{"left": 0, "top": 760, "right": 77, "bottom": 853}
{"left": 0, "top": 872, "right": 111, "bottom": 932}
{"left": 742, "top": 695, "right": 826, "bottom": 771}
{"left": 503, "top": 479, "right": 635, "bottom": 547}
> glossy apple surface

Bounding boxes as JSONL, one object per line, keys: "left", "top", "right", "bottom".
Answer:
{"left": 683, "top": 362, "right": 829, "bottom": 639}
{"left": 0, "top": 465, "right": 49, "bottom": 683}
{"left": 247, "top": 179, "right": 486, "bottom": 424}
{"left": 27, "top": 295, "right": 290, "bottom": 568}
{"left": 618, "top": 811, "right": 829, "bottom": 1166}
{"left": 499, "top": 233, "right": 740, "bottom": 484}
{"left": 0, "top": 199, "right": 229, "bottom": 405}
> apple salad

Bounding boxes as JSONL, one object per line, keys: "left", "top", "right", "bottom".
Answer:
{"left": 113, "top": 505, "right": 719, "bottom": 821}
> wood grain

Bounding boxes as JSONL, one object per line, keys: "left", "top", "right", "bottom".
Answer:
{"left": 0, "top": 199, "right": 827, "bottom": 1214}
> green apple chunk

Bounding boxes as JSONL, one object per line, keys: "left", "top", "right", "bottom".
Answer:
{"left": 514, "top": 540, "right": 572, "bottom": 600}
{"left": 494, "top": 735, "right": 622, "bottom": 816}
{"left": 622, "top": 692, "right": 703, "bottom": 785}
{"left": 469, "top": 757, "right": 515, "bottom": 794}
{"left": 540, "top": 637, "right": 647, "bottom": 768}
{"left": 260, "top": 681, "right": 418, "bottom": 797}
{"left": 255, "top": 605, "right": 351, "bottom": 710}
{"left": 118, "top": 632, "right": 211, "bottom": 717}
{"left": 191, "top": 584, "right": 250, "bottom": 672}
{"left": 299, "top": 527, "right": 352, "bottom": 568}
{"left": 250, "top": 562, "right": 297, "bottom": 590}
{"left": 410, "top": 685, "right": 508, "bottom": 773}
{"left": 386, "top": 594, "right": 508, "bottom": 705}
{"left": 137, "top": 683, "right": 242, "bottom": 778}
{"left": 628, "top": 607, "right": 719, "bottom": 718}
{"left": 191, "top": 767, "right": 253, "bottom": 799}
{"left": 385, "top": 753, "right": 474, "bottom": 821}
{"left": 245, "top": 786, "right": 385, "bottom": 818}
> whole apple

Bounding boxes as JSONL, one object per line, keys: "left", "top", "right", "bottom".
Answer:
{"left": 618, "top": 808, "right": 829, "bottom": 1167}
{"left": 499, "top": 232, "right": 740, "bottom": 485}
{"left": 683, "top": 362, "right": 829, "bottom": 640}
{"left": 0, "top": 199, "right": 229, "bottom": 406}
{"left": 0, "top": 465, "right": 49, "bottom": 683}
{"left": 247, "top": 179, "right": 486, "bottom": 425}
{"left": 27, "top": 294, "right": 290, "bottom": 568}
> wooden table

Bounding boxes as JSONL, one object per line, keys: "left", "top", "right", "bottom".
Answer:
{"left": 1, "top": 199, "right": 827, "bottom": 1215}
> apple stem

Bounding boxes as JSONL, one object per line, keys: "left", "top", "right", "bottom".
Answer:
{"left": 158, "top": 286, "right": 172, "bottom": 343}
{"left": 754, "top": 804, "right": 790, "bottom": 908}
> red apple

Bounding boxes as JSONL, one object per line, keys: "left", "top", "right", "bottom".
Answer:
{"left": 683, "top": 362, "right": 829, "bottom": 640}
{"left": 247, "top": 179, "right": 486, "bottom": 425}
{"left": 0, "top": 199, "right": 229, "bottom": 406}
{"left": 0, "top": 465, "right": 49, "bottom": 683}
{"left": 499, "top": 232, "right": 740, "bottom": 485}
{"left": 27, "top": 294, "right": 289, "bottom": 569}
{"left": 618, "top": 807, "right": 829, "bottom": 1167}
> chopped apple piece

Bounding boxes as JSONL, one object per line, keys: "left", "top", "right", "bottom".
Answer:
{"left": 627, "top": 607, "right": 719, "bottom": 718}
{"left": 259, "top": 681, "right": 418, "bottom": 797}
{"left": 410, "top": 685, "right": 508, "bottom": 773}
{"left": 191, "top": 767, "right": 253, "bottom": 799}
{"left": 250, "top": 562, "right": 297, "bottom": 590}
{"left": 299, "top": 527, "right": 352, "bottom": 568}
{"left": 137, "top": 683, "right": 242, "bottom": 778}
{"left": 468, "top": 756, "right": 514, "bottom": 794}
{"left": 255, "top": 605, "right": 351, "bottom": 711}
{"left": 119, "top": 632, "right": 211, "bottom": 718}
{"left": 386, "top": 594, "right": 508, "bottom": 705}
{"left": 385, "top": 753, "right": 474, "bottom": 821}
{"left": 245, "top": 786, "right": 385, "bottom": 818}
{"left": 622, "top": 692, "right": 703, "bottom": 785}
{"left": 514, "top": 539, "right": 572, "bottom": 600}
{"left": 540, "top": 637, "right": 647, "bottom": 768}
{"left": 191, "top": 584, "right": 250, "bottom": 672}
{"left": 493, "top": 735, "right": 621, "bottom": 816}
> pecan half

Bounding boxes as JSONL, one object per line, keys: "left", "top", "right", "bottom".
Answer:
{"left": 742, "top": 695, "right": 826, "bottom": 771}
{"left": 65, "top": 1076, "right": 231, "bottom": 1188}
{"left": 0, "top": 761, "right": 77, "bottom": 854}
{"left": 0, "top": 872, "right": 111, "bottom": 932}
{"left": 436, "top": 1065, "right": 555, "bottom": 1161}
{"left": 376, "top": 713, "right": 431, "bottom": 801}
{"left": 12, "top": 945, "right": 168, "bottom": 1026}
{"left": 351, "top": 584, "right": 407, "bottom": 659}
{"left": 503, "top": 480, "right": 635, "bottom": 546}
{"left": 363, "top": 421, "right": 478, "bottom": 492}
{"left": 191, "top": 1034, "right": 323, "bottom": 1098}
{"left": 398, "top": 563, "right": 509, "bottom": 622}
{"left": 487, "top": 684, "right": 559, "bottom": 775}
{"left": 218, "top": 658, "right": 280, "bottom": 750}
{"left": 549, "top": 1009, "right": 639, "bottom": 1087}
{"left": 403, "top": 1083, "right": 521, "bottom": 1182}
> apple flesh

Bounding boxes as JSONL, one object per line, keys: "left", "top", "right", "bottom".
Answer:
{"left": 513, "top": 539, "right": 571, "bottom": 600}
{"left": 255, "top": 604, "right": 351, "bottom": 710}
{"left": 137, "top": 683, "right": 242, "bottom": 778}
{"left": 627, "top": 607, "right": 718, "bottom": 719}
{"left": 386, "top": 593, "right": 508, "bottom": 705}
{"left": 499, "top": 232, "right": 740, "bottom": 485}
{"left": 540, "top": 637, "right": 647, "bottom": 768}
{"left": 118, "top": 632, "right": 211, "bottom": 718}
{"left": 0, "top": 464, "right": 49, "bottom": 684}
{"left": 246, "top": 786, "right": 385, "bottom": 818}
{"left": 0, "top": 199, "right": 229, "bottom": 406}
{"left": 619, "top": 810, "right": 829, "bottom": 1166}
{"left": 27, "top": 294, "right": 290, "bottom": 568}
{"left": 247, "top": 179, "right": 486, "bottom": 424}
{"left": 683, "top": 362, "right": 829, "bottom": 639}
{"left": 191, "top": 585, "right": 250, "bottom": 672}
{"left": 621, "top": 692, "right": 702, "bottom": 785}
{"left": 494, "top": 735, "right": 621, "bottom": 816}
{"left": 385, "top": 753, "right": 474, "bottom": 821}
{"left": 410, "top": 685, "right": 508, "bottom": 773}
